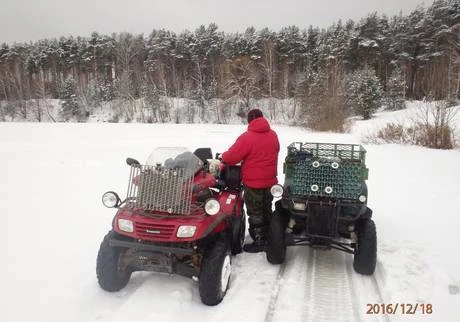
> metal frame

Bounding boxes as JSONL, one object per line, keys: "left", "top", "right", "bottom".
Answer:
{"left": 288, "top": 142, "right": 366, "bottom": 163}
{"left": 126, "top": 164, "right": 195, "bottom": 215}
{"left": 278, "top": 142, "right": 371, "bottom": 256}
{"left": 281, "top": 198, "right": 365, "bottom": 255}
{"left": 109, "top": 238, "right": 195, "bottom": 255}
{"left": 110, "top": 237, "right": 199, "bottom": 278}
{"left": 286, "top": 234, "right": 355, "bottom": 254}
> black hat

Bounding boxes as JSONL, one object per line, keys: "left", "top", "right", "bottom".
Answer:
{"left": 247, "top": 109, "right": 263, "bottom": 123}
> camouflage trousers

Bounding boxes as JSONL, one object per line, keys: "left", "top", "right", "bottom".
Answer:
{"left": 243, "top": 186, "right": 273, "bottom": 228}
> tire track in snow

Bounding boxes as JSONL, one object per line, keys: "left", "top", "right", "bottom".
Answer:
{"left": 263, "top": 246, "right": 389, "bottom": 322}
{"left": 347, "top": 259, "right": 390, "bottom": 322}
{"left": 264, "top": 247, "right": 360, "bottom": 322}
{"left": 78, "top": 272, "right": 151, "bottom": 322}
{"left": 343, "top": 253, "right": 362, "bottom": 322}
{"left": 372, "top": 261, "right": 388, "bottom": 306}
{"left": 302, "top": 249, "right": 358, "bottom": 322}
{"left": 263, "top": 260, "right": 288, "bottom": 322}
{"left": 371, "top": 261, "right": 391, "bottom": 322}
{"left": 263, "top": 246, "right": 312, "bottom": 322}
{"left": 300, "top": 247, "right": 316, "bottom": 321}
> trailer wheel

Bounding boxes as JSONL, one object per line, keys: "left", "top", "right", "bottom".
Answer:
{"left": 199, "top": 235, "right": 232, "bottom": 306}
{"left": 353, "top": 219, "right": 377, "bottom": 275}
{"left": 96, "top": 231, "right": 133, "bottom": 291}
{"left": 266, "top": 210, "right": 287, "bottom": 264}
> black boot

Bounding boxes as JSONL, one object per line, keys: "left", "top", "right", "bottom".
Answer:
{"left": 243, "top": 227, "right": 266, "bottom": 253}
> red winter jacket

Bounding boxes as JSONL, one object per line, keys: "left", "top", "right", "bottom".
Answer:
{"left": 222, "top": 117, "right": 280, "bottom": 189}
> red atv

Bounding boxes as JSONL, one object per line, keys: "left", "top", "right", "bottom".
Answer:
{"left": 96, "top": 147, "right": 245, "bottom": 305}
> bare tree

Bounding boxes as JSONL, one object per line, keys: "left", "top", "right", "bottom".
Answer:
{"left": 224, "top": 56, "right": 260, "bottom": 119}
{"left": 33, "top": 71, "right": 55, "bottom": 122}
{"left": 257, "top": 29, "right": 278, "bottom": 119}
{"left": 412, "top": 100, "right": 458, "bottom": 149}
{"left": 113, "top": 33, "right": 145, "bottom": 120}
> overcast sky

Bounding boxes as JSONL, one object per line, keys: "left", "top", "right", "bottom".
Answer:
{"left": 0, "top": 0, "right": 432, "bottom": 44}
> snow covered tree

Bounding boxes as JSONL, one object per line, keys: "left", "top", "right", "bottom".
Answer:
{"left": 60, "top": 76, "right": 85, "bottom": 121}
{"left": 346, "top": 13, "right": 391, "bottom": 88}
{"left": 222, "top": 27, "right": 258, "bottom": 59}
{"left": 277, "top": 26, "right": 307, "bottom": 98}
{"left": 190, "top": 24, "right": 224, "bottom": 120}
{"left": 305, "top": 26, "right": 320, "bottom": 74}
{"left": 145, "top": 29, "right": 178, "bottom": 97}
{"left": 345, "top": 67, "right": 383, "bottom": 119}
{"left": 385, "top": 67, "right": 406, "bottom": 110}
{"left": 1, "top": 0, "right": 459, "bottom": 121}
{"left": 224, "top": 56, "right": 260, "bottom": 118}
{"left": 297, "top": 68, "right": 349, "bottom": 132}
{"left": 255, "top": 28, "right": 278, "bottom": 99}
{"left": 141, "top": 82, "right": 171, "bottom": 123}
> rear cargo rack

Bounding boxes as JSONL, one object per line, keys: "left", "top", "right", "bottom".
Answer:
{"left": 287, "top": 142, "right": 366, "bottom": 163}
{"left": 284, "top": 142, "right": 368, "bottom": 199}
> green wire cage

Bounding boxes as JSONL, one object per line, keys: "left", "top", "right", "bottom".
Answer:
{"left": 284, "top": 142, "right": 368, "bottom": 200}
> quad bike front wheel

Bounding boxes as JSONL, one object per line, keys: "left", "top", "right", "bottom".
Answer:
{"left": 199, "top": 235, "right": 232, "bottom": 306}
{"left": 96, "top": 231, "right": 133, "bottom": 291}
{"left": 265, "top": 210, "right": 287, "bottom": 264}
{"left": 353, "top": 219, "right": 377, "bottom": 275}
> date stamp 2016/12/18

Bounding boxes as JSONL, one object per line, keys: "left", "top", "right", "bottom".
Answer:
{"left": 366, "top": 303, "right": 433, "bottom": 315}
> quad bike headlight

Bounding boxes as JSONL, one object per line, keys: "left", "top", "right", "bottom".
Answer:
{"left": 118, "top": 219, "right": 134, "bottom": 232}
{"left": 359, "top": 195, "right": 367, "bottom": 203}
{"left": 102, "top": 191, "right": 120, "bottom": 208}
{"left": 205, "top": 199, "right": 220, "bottom": 216}
{"left": 177, "top": 225, "right": 197, "bottom": 238}
{"left": 270, "top": 184, "right": 284, "bottom": 198}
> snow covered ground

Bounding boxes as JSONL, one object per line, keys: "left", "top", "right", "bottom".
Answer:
{"left": 2, "top": 108, "right": 460, "bottom": 322}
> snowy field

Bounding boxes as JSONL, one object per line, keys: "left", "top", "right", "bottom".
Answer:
{"left": 2, "top": 108, "right": 460, "bottom": 322}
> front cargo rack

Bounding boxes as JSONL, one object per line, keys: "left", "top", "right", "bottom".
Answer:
{"left": 125, "top": 164, "right": 194, "bottom": 215}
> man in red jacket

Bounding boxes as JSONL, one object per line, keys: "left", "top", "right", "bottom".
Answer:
{"left": 222, "top": 109, "right": 280, "bottom": 252}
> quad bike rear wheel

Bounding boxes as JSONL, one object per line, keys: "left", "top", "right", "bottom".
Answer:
{"left": 199, "top": 234, "right": 232, "bottom": 306}
{"left": 96, "top": 231, "right": 133, "bottom": 291}
{"left": 265, "top": 210, "right": 287, "bottom": 264}
{"left": 353, "top": 219, "right": 377, "bottom": 275}
{"left": 231, "top": 207, "right": 246, "bottom": 255}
